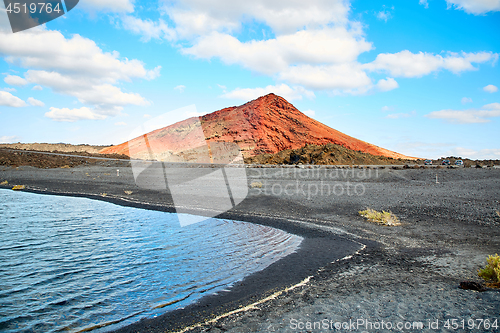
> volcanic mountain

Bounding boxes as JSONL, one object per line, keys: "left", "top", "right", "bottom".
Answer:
{"left": 100, "top": 93, "right": 414, "bottom": 161}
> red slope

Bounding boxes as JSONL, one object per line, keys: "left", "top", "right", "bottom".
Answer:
{"left": 100, "top": 93, "right": 415, "bottom": 160}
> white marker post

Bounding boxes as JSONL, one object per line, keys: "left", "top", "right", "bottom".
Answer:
{"left": 117, "top": 169, "right": 120, "bottom": 177}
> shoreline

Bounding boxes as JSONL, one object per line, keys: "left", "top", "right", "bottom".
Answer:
{"left": 0, "top": 166, "right": 368, "bottom": 333}
{"left": 1, "top": 164, "right": 500, "bottom": 332}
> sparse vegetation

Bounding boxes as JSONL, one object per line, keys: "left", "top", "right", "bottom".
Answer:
{"left": 124, "top": 190, "right": 133, "bottom": 195}
{"left": 359, "top": 208, "right": 401, "bottom": 226}
{"left": 250, "top": 181, "right": 263, "bottom": 188}
{"left": 12, "top": 185, "right": 25, "bottom": 190}
{"left": 478, "top": 254, "right": 500, "bottom": 288}
{"left": 496, "top": 210, "right": 500, "bottom": 218}
{"left": 0, "top": 180, "right": 8, "bottom": 185}
{"left": 245, "top": 143, "right": 411, "bottom": 165}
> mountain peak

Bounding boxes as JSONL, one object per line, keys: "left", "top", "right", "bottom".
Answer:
{"left": 228, "top": 93, "right": 292, "bottom": 113}
{"left": 251, "top": 93, "right": 291, "bottom": 106}
{"left": 257, "top": 92, "right": 279, "bottom": 99}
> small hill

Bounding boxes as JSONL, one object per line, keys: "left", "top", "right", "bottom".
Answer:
{"left": 245, "top": 143, "right": 413, "bottom": 165}
{"left": 0, "top": 143, "right": 110, "bottom": 154}
{"left": 100, "top": 94, "right": 416, "bottom": 161}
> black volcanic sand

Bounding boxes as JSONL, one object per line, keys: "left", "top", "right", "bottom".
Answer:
{"left": 1, "top": 163, "right": 500, "bottom": 333}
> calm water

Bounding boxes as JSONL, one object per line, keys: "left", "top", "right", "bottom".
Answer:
{"left": 0, "top": 190, "right": 302, "bottom": 333}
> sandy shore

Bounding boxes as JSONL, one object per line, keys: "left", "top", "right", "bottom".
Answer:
{"left": 1, "top": 163, "right": 499, "bottom": 332}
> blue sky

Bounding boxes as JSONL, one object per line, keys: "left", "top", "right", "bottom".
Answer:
{"left": 0, "top": 0, "right": 499, "bottom": 159}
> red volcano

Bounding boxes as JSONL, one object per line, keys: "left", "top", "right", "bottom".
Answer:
{"left": 100, "top": 93, "right": 414, "bottom": 160}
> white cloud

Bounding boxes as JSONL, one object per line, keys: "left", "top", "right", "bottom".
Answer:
{"left": 376, "top": 9, "right": 392, "bottom": 22}
{"left": 0, "top": 28, "right": 158, "bottom": 120}
{"left": 4, "top": 75, "right": 28, "bottom": 86}
{"left": 386, "top": 111, "right": 415, "bottom": 119}
{"left": 376, "top": 77, "right": 399, "bottom": 91}
{"left": 381, "top": 105, "right": 395, "bottom": 111}
{"left": 27, "top": 97, "right": 44, "bottom": 107}
{"left": 0, "top": 135, "right": 20, "bottom": 143}
{"left": 121, "top": 4, "right": 358, "bottom": 96}
{"left": 174, "top": 85, "right": 186, "bottom": 93}
{"left": 221, "top": 83, "right": 314, "bottom": 101}
{"left": 419, "top": 0, "right": 429, "bottom": 8}
{"left": 32, "top": 85, "right": 43, "bottom": 91}
{"left": 121, "top": 16, "right": 176, "bottom": 41}
{"left": 0, "top": 91, "right": 27, "bottom": 107}
{"left": 146, "top": 66, "right": 162, "bottom": 80}
{"left": 279, "top": 63, "right": 372, "bottom": 91}
{"left": 3, "top": 87, "right": 16, "bottom": 92}
{"left": 3, "top": 75, "right": 28, "bottom": 87}
{"left": 461, "top": 97, "right": 473, "bottom": 104}
{"left": 484, "top": 102, "right": 500, "bottom": 110}
{"left": 303, "top": 109, "right": 315, "bottom": 117}
{"left": 365, "top": 50, "right": 498, "bottom": 78}
{"left": 425, "top": 102, "right": 500, "bottom": 123}
{"left": 158, "top": 2, "right": 373, "bottom": 95}
{"left": 376, "top": 11, "right": 390, "bottom": 21}
{"left": 45, "top": 107, "right": 110, "bottom": 122}
{"left": 26, "top": 70, "right": 149, "bottom": 107}
{"left": 393, "top": 141, "right": 500, "bottom": 160}
{"left": 446, "top": 147, "right": 500, "bottom": 160}
{"left": 160, "top": 0, "right": 351, "bottom": 37}
{"left": 143, "top": 114, "right": 152, "bottom": 118}
{"left": 0, "top": 30, "right": 158, "bottom": 81}
{"left": 483, "top": 84, "right": 498, "bottom": 93}
{"left": 80, "top": 0, "right": 135, "bottom": 13}
{"left": 183, "top": 27, "right": 372, "bottom": 76}
{"left": 114, "top": 1, "right": 499, "bottom": 96}
{"left": 115, "top": 122, "right": 127, "bottom": 126}
{"left": 445, "top": 0, "right": 500, "bottom": 14}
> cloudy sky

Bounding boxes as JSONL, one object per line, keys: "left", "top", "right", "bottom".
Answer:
{"left": 0, "top": 0, "right": 499, "bottom": 159}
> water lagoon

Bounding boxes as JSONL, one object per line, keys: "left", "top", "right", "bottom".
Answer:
{"left": 0, "top": 190, "right": 302, "bottom": 332}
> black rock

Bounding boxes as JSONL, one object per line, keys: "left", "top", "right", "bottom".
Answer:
{"left": 459, "top": 281, "right": 486, "bottom": 292}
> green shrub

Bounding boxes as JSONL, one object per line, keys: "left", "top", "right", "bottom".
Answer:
{"left": 478, "top": 254, "right": 500, "bottom": 288}
{"left": 358, "top": 208, "right": 400, "bottom": 226}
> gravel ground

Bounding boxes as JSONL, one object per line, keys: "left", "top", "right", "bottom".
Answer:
{"left": 1, "top": 163, "right": 499, "bottom": 333}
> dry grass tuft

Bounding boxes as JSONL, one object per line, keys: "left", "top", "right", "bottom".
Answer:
{"left": 0, "top": 180, "right": 8, "bottom": 185}
{"left": 124, "top": 190, "right": 133, "bottom": 195}
{"left": 12, "top": 185, "right": 25, "bottom": 190}
{"left": 478, "top": 254, "right": 500, "bottom": 289}
{"left": 359, "top": 208, "right": 401, "bottom": 226}
{"left": 250, "top": 181, "right": 263, "bottom": 188}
